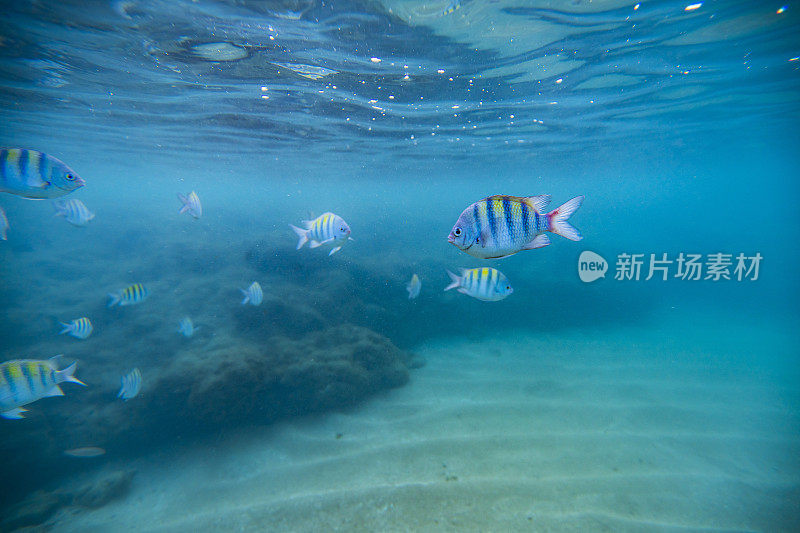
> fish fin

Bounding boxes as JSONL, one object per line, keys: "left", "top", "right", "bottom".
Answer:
{"left": 177, "top": 193, "right": 189, "bottom": 213}
{"left": 522, "top": 234, "right": 551, "bottom": 250}
{"left": 59, "top": 322, "right": 72, "bottom": 335}
{"left": 56, "top": 362, "right": 86, "bottom": 386}
{"left": 48, "top": 354, "right": 64, "bottom": 367}
{"left": 310, "top": 238, "right": 333, "bottom": 249}
{"left": 525, "top": 194, "right": 552, "bottom": 213}
{"left": 444, "top": 270, "right": 461, "bottom": 291}
{"left": 1, "top": 407, "right": 27, "bottom": 419}
{"left": 43, "top": 385, "right": 64, "bottom": 397}
{"left": 348, "top": 236, "right": 354, "bottom": 241}
{"left": 328, "top": 246, "right": 342, "bottom": 256}
{"left": 457, "top": 288, "right": 469, "bottom": 295}
{"left": 477, "top": 227, "right": 491, "bottom": 248}
{"left": 547, "top": 196, "right": 584, "bottom": 241}
{"left": 289, "top": 224, "right": 308, "bottom": 249}
{"left": 107, "top": 292, "right": 120, "bottom": 307}
{"left": 240, "top": 289, "right": 250, "bottom": 305}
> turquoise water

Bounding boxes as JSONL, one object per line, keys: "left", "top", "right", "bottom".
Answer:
{"left": 1, "top": 1, "right": 799, "bottom": 531}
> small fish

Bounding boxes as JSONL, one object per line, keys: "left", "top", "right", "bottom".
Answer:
{"left": 64, "top": 446, "right": 106, "bottom": 458}
{"left": 178, "top": 316, "right": 199, "bottom": 337}
{"left": 108, "top": 283, "right": 149, "bottom": 307}
{"left": 177, "top": 191, "right": 202, "bottom": 219}
{"left": 53, "top": 198, "right": 95, "bottom": 226}
{"left": 118, "top": 368, "right": 141, "bottom": 401}
{"left": 448, "top": 195, "right": 584, "bottom": 259}
{"left": 59, "top": 317, "right": 93, "bottom": 339}
{"left": 0, "top": 206, "right": 7, "bottom": 240}
{"left": 290, "top": 212, "right": 352, "bottom": 256}
{"left": 240, "top": 282, "right": 263, "bottom": 306}
{"left": 0, "top": 356, "right": 86, "bottom": 419}
{"left": 444, "top": 267, "right": 514, "bottom": 302}
{"left": 406, "top": 274, "right": 421, "bottom": 299}
{"left": 0, "top": 149, "right": 85, "bottom": 199}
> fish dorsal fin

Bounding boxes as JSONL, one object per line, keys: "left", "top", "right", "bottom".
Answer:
{"left": 525, "top": 195, "right": 552, "bottom": 213}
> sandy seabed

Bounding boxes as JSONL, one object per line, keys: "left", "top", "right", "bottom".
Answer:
{"left": 46, "top": 314, "right": 800, "bottom": 532}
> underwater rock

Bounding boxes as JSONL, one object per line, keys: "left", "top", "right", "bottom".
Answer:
{"left": 0, "top": 489, "right": 63, "bottom": 531}
{"left": 169, "top": 324, "right": 413, "bottom": 426}
{"left": 71, "top": 469, "right": 135, "bottom": 509}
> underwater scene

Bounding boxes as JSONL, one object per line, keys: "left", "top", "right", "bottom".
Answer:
{"left": 1, "top": 0, "right": 799, "bottom": 531}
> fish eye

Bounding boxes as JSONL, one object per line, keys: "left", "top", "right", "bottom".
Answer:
{"left": 454, "top": 228, "right": 462, "bottom": 236}
{"left": 65, "top": 173, "right": 74, "bottom": 181}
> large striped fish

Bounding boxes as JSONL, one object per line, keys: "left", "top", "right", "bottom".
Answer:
{"left": 290, "top": 212, "right": 352, "bottom": 256}
{"left": 0, "top": 149, "right": 85, "bottom": 199}
{"left": 444, "top": 267, "right": 514, "bottom": 301}
{"left": 448, "top": 195, "right": 584, "bottom": 259}
{"left": 0, "top": 357, "right": 86, "bottom": 419}
{"left": 108, "top": 283, "right": 149, "bottom": 307}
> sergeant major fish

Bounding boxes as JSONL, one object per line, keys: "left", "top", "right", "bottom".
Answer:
{"left": 118, "top": 368, "right": 141, "bottom": 401}
{"left": 0, "top": 356, "right": 86, "bottom": 419}
{"left": 444, "top": 267, "right": 514, "bottom": 301}
{"left": 290, "top": 212, "right": 352, "bottom": 256}
{"left": 178, "top": 191, "right": 202, "bottom": 219}
{"left": 241, "top": 281, "right": 263, "bottom": 306}
{"left": 53, "top": 198, "right": 94, "bottom": 227}
{"left": 178, "top": 316, "right": 199, "bottom": 337}
{"left": 448, "top": 195, "right": 584, "bottom": 259}
{"left": 59, "top": 317, "right": 93, "bottom": 339}
{"left": 108, "top": 283, "right": 149, "bottom": 307}
{"left": 0, "top": 149, "right": 85, "bottom": 199}
{"left": 406, "top": 274, "right": 421, "bottom": 299}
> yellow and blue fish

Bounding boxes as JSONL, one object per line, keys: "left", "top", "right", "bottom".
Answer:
{"left": 240, "top": 281, "right": 263, "bottom": 306}
{"left": 444, "top": 267, "right": 513, "bottom": 301}
{"left": 53, "top": 198, "right": 95, "bottom": 227}
{"left": 0, "top": 149, "right": 85, "bottom": 199}
{"left": 0, "top": 357, "right": 86, "bottom": 419}
{"left": 118, "top": 368, "right": 141, "bottom": 401}
{"left": 108, "top": 283, "right": 149, "bottom": 307}
{"left": 290, "top": 212, "right": 352, "bottom": 256}
{"left": 59, "top": 317, "right": 93, "bottom": 339}
{"left": 406, "top": 274, "right": 421, "bottom": 299}
{"left": 448, "top": 195, "right": 584, "bottom": 259}
{"left": 178, "top": 191, "right": 202, "bottom": 219}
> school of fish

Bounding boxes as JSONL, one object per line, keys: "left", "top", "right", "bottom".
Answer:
{"left": 1, "top": 147, "right": 585, "bottom": 426}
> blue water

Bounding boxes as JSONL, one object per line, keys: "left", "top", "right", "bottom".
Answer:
{"left": 1, "top": 1, "right": 799, "bottom": 531}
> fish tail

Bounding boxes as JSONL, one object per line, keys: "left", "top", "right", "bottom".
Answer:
{"left": 444, "top": 270, "right": 461, "bottom": 291}
{"left": 177, "top": 193, "right": 190, "bottom": 214}
{"left": 59, "top": 322, "right": 72, "bottom": 335}
{"left": 56, "top": 361, "right": 86, "bottom": 386}
{"left": 107, "top": 292, "right": 120, "bottom": 307}
{"left": 289, "top": 224, "right": 308, "bottom": 249}
{"left": 547, "top": 196, "right": 584, "bottom": 241}
{"left": 240, "top": 289, "right": 250, "bottom": 305}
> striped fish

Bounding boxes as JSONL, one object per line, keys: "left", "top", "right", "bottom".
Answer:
{"left": 118, "top": 368, "right": 141, "bottom": 401}
{"left": 108, "top": 283, "right": 149, "bottom": 307}
{"left": 406, "top": 274, "right": 421, "bottom": 299}
{"left": 448, "top": 195, "right": 584, "bottom": 259}
{"left": 290, "top": 212, "right": 352, "bottom": 256}
{"left": 240, "top": 281, "right": 263, "bottom": 306}
{"left": 0, "top": 356, "right": 86, "bottom": 419}
{"left": 178, "top": 316, "right": 199, "bottom": 337}
{"left": 178, "top": 191, "right": 202, "bottom": 219}
{"left": 0, "top": 206, "right": 7, "bottom": 240}
{"left": 53, "top": 198, "right": 95, "bottom": 227}
{"left": 0, "top": 149, "right": 85, "bottom": 199}
{"left": 59, "top": 317, "right": 93, "bottom": 339}
{"left": 444, "top": 267, "right": 514, "bottom": 301}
